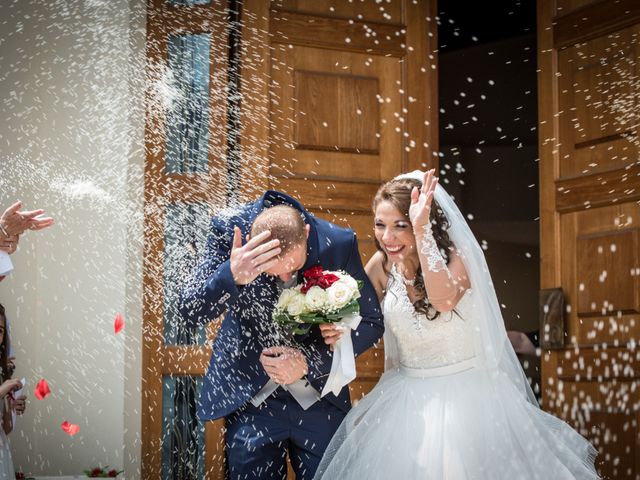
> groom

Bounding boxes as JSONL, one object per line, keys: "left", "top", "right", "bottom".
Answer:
{"left": 179, "top": 190, "right": 383, "bottom": 479}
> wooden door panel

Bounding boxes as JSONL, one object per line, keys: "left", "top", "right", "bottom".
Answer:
{"left": 560, "top": 203, "right": 640, "bottom": 345}
{"left": 539, "top": 0, "right": 640, "bottom": 477}
{"left": 354, "top": 343, "right": 385, "bottom": 378}
{"left": 584, "top": 412, "right": 638, "bottom": 480}
{"left": 270, "top": 44, "right": 403, "bottom": 182}
{"left": 274, "top": 177, "right": 380, "bottom": 209}
{"left": 554, "top": 380, "right": 639, "bottom": 479}
{"left": 556, "top": 164, "right": 640, "bottom": 213}
{"left": 313, "top": 211, "right": 374, "bottom": 241}
{"left": 270, "top": 9, "right": 406, "bottom": 57}
{"left": 575, "top": 229, "right": 639, "bottom": 315}
{"left": 557, "top": 350, "right": 640, "bottom": 383}
{"left": 294, "top": 71, "right": 380, "bottom": 153}
{"left": 543, "top": 365, "right": 640, "bottom": 477}
{"left": 274, "top": 0, "right": 403, "bottom": 23}
{"left": 557, "top": 25, "right": 639, "bottom": 179}
{"left": 556, "top": 0, "right": 601, "bottom": 16}
{"left": 566, "top": 382, "right": 638, "bottom": 477}
{"left": 575, "top": 314, "right": 640, "bottom": 345}
{"left": 348, "top": 379, "right": 379, "bottom": 404}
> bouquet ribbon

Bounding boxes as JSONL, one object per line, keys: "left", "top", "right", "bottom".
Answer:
{"left": 321, "top": 313, "right": 362, "bottom": 397}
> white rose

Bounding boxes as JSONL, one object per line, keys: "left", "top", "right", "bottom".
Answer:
{"left": 326, "top": 280, "right": 354, "bottom": 309}
{"left": 304, "top": 286, "right": 328, "bottom": 311}
{"left": 276, "top": 288, "right": 297, "bottom": 311}
{"left": 339, "top": 273, "right": 360, "bottom": 299}
{"left": 287, "top": 292, "right": 307, "bottom": 317}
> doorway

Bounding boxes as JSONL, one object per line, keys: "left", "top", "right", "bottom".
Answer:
{"left": 437, "top": 0, "right": 541, "bottom": 395}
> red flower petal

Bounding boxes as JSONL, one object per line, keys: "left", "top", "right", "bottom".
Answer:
{"left": 61, "top": 420, "right": 80, "bottom": 436}
{"left": 323, "top": 273, "right": 340, "bottom": 287}
{"left": 114, "top": 313, "right": 124, "bottom": 334}
{"left": 34, "top": 379, "right": 51, "bottom": 400}
{"left": 300, "top": 279, "right": 316, "bottom": 293}
{"left": 303, "top": 265, "right": 324, "bottom": 280}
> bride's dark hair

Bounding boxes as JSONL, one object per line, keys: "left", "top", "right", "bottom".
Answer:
{"left": 0, "top": 304, "right": 10, "bottom": 381}
{"left": 372, "top": 178, "right": 454, "bottom": 319}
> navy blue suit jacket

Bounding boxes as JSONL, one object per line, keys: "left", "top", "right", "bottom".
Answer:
{"left": 179, "top": 190, "right": 384, "bottom": 421}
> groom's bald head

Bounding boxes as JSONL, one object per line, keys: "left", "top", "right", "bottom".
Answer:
{"left": 251, "top": 205, "right": 308, "bottom": 281}
{"left": 251, "top": 205, "right": 307, "bottom": 255}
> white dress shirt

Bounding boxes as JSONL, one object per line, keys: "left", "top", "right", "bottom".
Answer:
{"left": 250, "top": 274, "right": 321, "bottom": 410}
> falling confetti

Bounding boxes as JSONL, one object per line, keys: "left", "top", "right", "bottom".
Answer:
{"left": 34, "top": 379, "right": 51, "bottom": 401}
{"left": 61, "top": 421, "right": 80, "bottom": 436}
{"left": 114, "top": 313, "right": 124, "bottom": 334}
{"left": 0, "top": 0, "right": 633, "bottom": 476}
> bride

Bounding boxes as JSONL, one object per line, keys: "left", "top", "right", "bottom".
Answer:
{"left": 315, "top": 170, "right": 599, "bottom": 479}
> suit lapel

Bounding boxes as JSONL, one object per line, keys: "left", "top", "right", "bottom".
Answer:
{"left": 298, "top": 218, "right": 320, "bottom": 282}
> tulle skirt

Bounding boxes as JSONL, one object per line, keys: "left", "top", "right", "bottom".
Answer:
{"left": 315, "top": 361, "right": 599, "bottom": 480}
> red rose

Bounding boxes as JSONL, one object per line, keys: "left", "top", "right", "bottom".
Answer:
{"left": 90, "top": 468, "right": 103, "bottom": 477}
{"left": 303, "top": 266, "right": 324, "bottom": 280}
{"left": 318, "top": 273, "right": 340, "bottom": 289}
{"left": 301, "top": 266, "right": 340, "bottom": 293}
{"left": 15, "top": 473, "right": 25, "bottom": 480}
{"left": 108, "top": 470, "right": 118, "bottom": 477}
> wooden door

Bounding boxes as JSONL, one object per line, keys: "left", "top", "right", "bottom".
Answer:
{"left": 142, "top": 0, "right": 438, "bottom": 478}
{"left": 238, "top": 0, "right": 438, "bottom": 411}
{"left": 142, "top": 0, "right": 229, "bottom": 478}
{"left": 538, "top": 1, "right": 640, "bottom": 478}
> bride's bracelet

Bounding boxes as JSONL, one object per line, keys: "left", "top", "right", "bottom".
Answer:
{"left": 418, "top": 222, "right": 448, "bottom": 274}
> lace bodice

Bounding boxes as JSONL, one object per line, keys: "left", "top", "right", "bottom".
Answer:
{"left": 382, "top": 265, "right": 476, "bottom": 369}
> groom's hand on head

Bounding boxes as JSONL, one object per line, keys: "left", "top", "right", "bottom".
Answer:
{"left": 260, "top": 347, "right": 308, "bottom": 385}
{"left": 230, "top": 227, "right": 282, "bottom": 285}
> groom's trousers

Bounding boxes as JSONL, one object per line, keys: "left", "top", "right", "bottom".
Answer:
{"left": 225, "top": 388, "right": 346, "bottom": 480}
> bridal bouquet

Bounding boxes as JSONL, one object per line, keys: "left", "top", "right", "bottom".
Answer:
{"left": 274, "top": 265, "right": 364, "bottom": 397}
{"left": 273, "top": 265, "right": 363, "bottom": 335}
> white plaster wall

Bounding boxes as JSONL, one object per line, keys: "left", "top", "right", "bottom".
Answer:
{"left": 0, "top": 0, "right": 145, "bottom": 476}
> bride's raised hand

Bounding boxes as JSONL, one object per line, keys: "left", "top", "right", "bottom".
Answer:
{"left": 408, "top": 169, "right": 438, "bottom": 229}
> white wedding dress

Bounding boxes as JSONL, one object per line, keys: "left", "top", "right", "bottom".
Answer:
{"left": 314, "top": 264, "right": 599, "bottom": 479}
{"left": 0, "top": 428, "right": 15, "bottom": 479}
